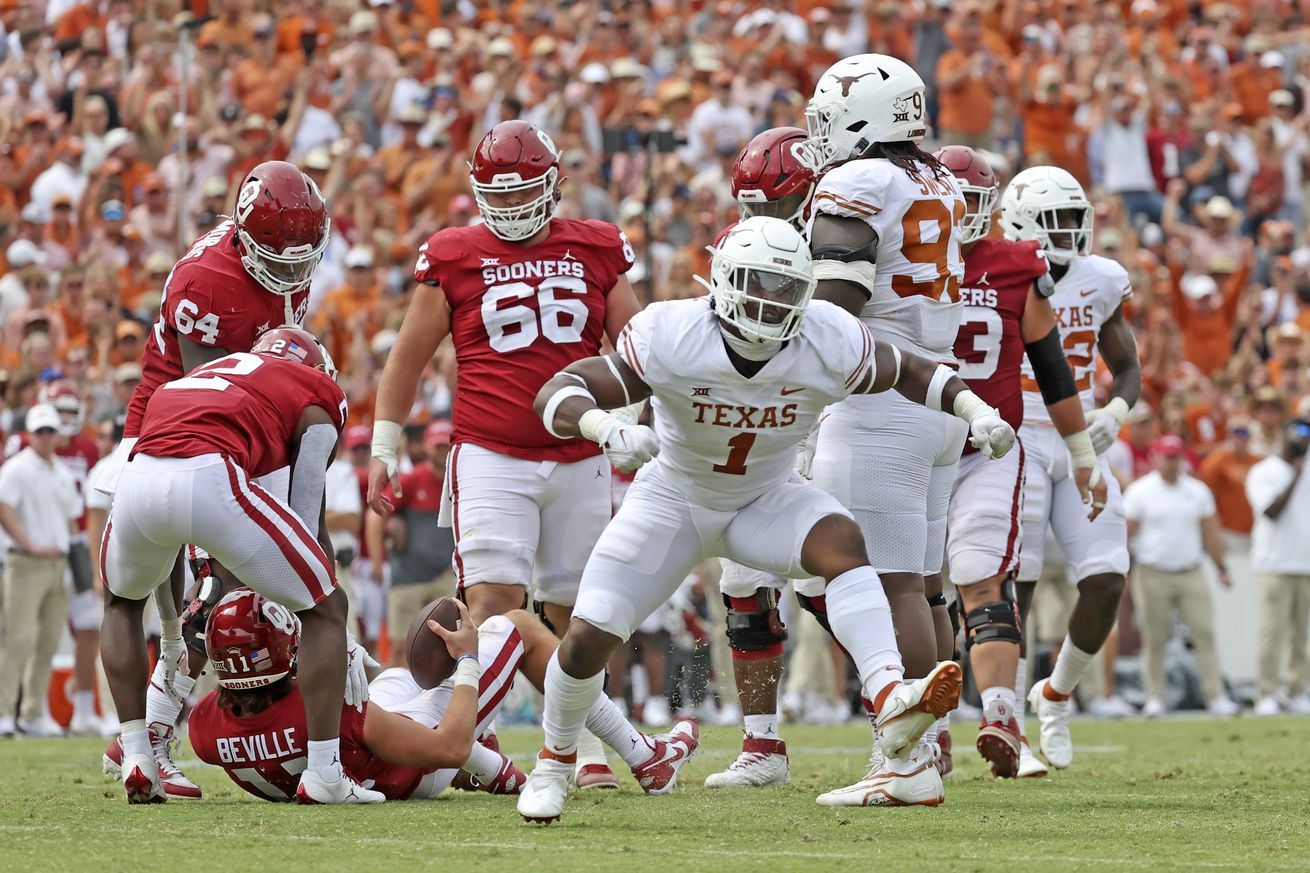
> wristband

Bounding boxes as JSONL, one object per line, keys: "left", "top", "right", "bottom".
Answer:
{"left": 925, "top": 364, "right": 955, "bottom": 412}
{"left": 371, "top": 420, "right": 403, "bottom": 474}
{"left": 1103, "top": 396, "right": 1131, "bottom": 427}
{"left": 952, "top": 388, "right": 993, "bottom": 424}
{"left": 1064, "top": 429, "right": 1097, "bottom": 469}
{"left": 161, "top": 617, "right": 182, "bottom": 639}
{"left": 579, "top": 408, "right": 616, "bottom": 445}
{"left": 541, "top": 385, "right": 596, "bottom": 439}
{"left": 453, "top": 654, "right": 481, "bottom": 690}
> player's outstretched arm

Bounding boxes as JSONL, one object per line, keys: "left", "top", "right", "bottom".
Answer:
{"left": 534, "top": 354, "right": 656, "bottom": 473}
{"left": 810, "top": 214, "right": 880, "bottom": 318}
{"left": 368, "top": 283, "right": 452, "bottom": 514}
{"left": 1087, "top": 304, "right": 1142, "bottom": 455}
{"left": 860, "top": 342, "right": 1016, "bottom": 459}
{"left": 1022, "top": 288, "right": 1106, "bottom": 517}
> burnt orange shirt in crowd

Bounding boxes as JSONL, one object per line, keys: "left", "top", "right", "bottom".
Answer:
{"left": 231, "top": 55, "right": 300, "bottom": 119}
{"left": 198, "top": 17, "right": 254, "bottom": 50}
{"left": 1196, "top": 448, "right": 1259, "bottom": 534}
{"left": 314, "top": 284, "right": 386, "bottom": 364}
{"left": 936, "top": 50, "right": 993, "bottom": 136}
{"left": 1169, "top": 262, "right": 1246, "bottom": 376}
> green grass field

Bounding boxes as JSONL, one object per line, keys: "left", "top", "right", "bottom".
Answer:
{"left": 1, "top": 717, "right": 1307, "bottom": 872}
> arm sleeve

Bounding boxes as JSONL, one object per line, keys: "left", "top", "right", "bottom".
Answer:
{"left": 614, "top": 306, "right": 656, "bottom": 384}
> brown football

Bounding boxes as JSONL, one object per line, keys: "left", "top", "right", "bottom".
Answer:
{"left": 404, "top": 596, "right": 462, "bottom": 689}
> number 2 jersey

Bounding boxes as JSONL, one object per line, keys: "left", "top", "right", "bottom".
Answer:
{"left": 125, "top": 220, "right": 311, "bottom": 439}
{"left": 615, "top": 298, "right": 875, "bottom": 511}
{"left": 1019, "top": 253, "right": 1132, "bottom": 426}
{"left": 953, "top": 238, "right": 1050, "bottom": 447}
{"left": 132, "top": 353, "right": 346, "bottom": 478}
{"left": 809, "top": 157, "right": 966, "bottom": 363}
{"left": 415, "top": 218, "right": 634, "bottom": 463}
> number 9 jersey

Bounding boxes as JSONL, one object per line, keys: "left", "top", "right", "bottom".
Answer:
{"left": 415, "top": 218, "right": 635, "bottom": 462}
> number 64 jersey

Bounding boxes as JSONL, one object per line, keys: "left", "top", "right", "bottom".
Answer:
{"left": 614, "top": 298, "right": 875, "bottom": 511}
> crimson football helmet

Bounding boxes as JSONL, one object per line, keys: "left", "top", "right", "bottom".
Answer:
{"left": 469, "top": 120, "right": 561, "bottom": 241}
{"left": 251, "top": 326, "right": 337, "bottom": 380}
{"left": 206, "top": 588, "right": 300, "bottom": 690}
{"left": 38, "top": 379, "right": 84, "bottom": 437}
{"left": 934, "top": 145, "right": 997, "bottom": 244}
{"left": 731, "top": 127, "right": 816, "bottom": 226}
{"left": 233, "top": 160, "right": 330, "bottom": 302}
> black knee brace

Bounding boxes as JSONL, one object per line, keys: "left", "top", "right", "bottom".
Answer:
{"left": 963, "top": 579, "right": 1022, "bottom": 650}
{"left": 180, "top": 575, "right": 227, "bottom": 657}
{"left": 926, "top": 592, "right": 948, "bottom": 608}
{"left": 533, "top": 599, "right": 557, "bottom": 635}
{"left": 795, "top": 593, "right": 834, "bottom": 636}
{"left": 723, "top": 589, "right": 787, "bottom": 654}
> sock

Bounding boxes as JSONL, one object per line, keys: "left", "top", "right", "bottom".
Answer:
{"left": 144, "top": 663, "right": 187, "bottom": 732}
{"left": 307, "top": 738, "right": 343, "bottom": 781}
{"left": 982, "top": 686, "right": 1018, "bottom": 724}
{"left": 542, "top": 651, "right": 605, "bottom": 758}
{"left": 576, "top": 730, "right": 608, "bottom": 767}
{"left": 743, "top": 713, "right": 779, "bottom": 741}
{"left": 824, "top": 567, "right": 904, "bottom": 702}
{"left": 74, "top": 690, "right": 95, "bottom": 718}
{"left": 463, "top": 741, "right": 504, "bottom": 782}
{"left": 1014, "top": 656, "right": 1028, "bottom": 740}
{"left": 121, "top": 720, "right": 150, "bottom": 759}
{"left": 1048, "top": 635, "right": 1095, "bottom": 699}
{"left": 584, "top": 692, "right": 653, "bottom": 768}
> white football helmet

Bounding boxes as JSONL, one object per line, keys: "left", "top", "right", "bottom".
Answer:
{"left": 999, "top": 166, "right": 1093, "bottom": 265}
{"left": 798, "top": 53, "right": 927, "bottom": 174}
{"left": 698, "top": 216, "right": 816, "bottom": 343}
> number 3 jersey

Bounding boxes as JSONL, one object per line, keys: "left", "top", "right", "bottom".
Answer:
{"left": 415, "top": 218, "right": 634, "bottom": 463}
{"left": 808, "top": 157, "right": 966, "bottom": 363}
{"left": 133, "top": 354, "right": 346, "bottom": 478}
{"left": 615, "top": 298, "right": 875, "bottom": 511}
{"left": 125, "top": 221, "right": 311, "bottom": 439}
{"left": 1019, "top": 253, "right": 1132, "bottom": 426}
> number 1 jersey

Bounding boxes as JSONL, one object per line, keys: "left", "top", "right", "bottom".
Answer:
{"left": 415, "top": 219, "right": 634, "bottom": 463}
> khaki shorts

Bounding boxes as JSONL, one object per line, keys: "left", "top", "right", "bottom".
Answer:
{"left": 388, "top": 572, "right": 456, "bottom": 646}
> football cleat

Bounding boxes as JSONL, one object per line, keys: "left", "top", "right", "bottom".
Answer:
{"left": 704, "top": 736, "right": 790, "bottom": 788}
{"left": 1017, "top": 738, "right": 1049, "bottom": 778}
{"left": 1253, "top": 696, "right": 1282, "bottom": 717}
{"left": 295, "top": 770, "right": 385, "bottom": 804}
{"left": 69, "top": 711, "right": 113, "bottom": 738}
{"left": 121, "top": 753, "right": 166, "bottom": 804}
{"left": 1027, "top": 678, "right": 1073, "bottom": 769}
{"left": 1141, "top": 698, "right": 1167, "bottom": 718}
{"left": 1087, "top": 694, "right": 1135, "bottom": 719}
{"left": 150, "top": 723, "right": 203, "bottom": 799}
{"left": 1207, "top": 696, "right": 1240, "bottom": 717}
{"left": 518, "top": 752, "right": 575, "bottom": 824}
{"left": 875, "top": 662, "right": 962, "bottom": 759}
{"left": 815, "top": 748, "right": 944, "bottom": 807}
{"left": 977, "top": 717, "right": 1021, "bottom": 778}
{"left": 936, "top": 729, "right": 954, "bottom": 780}
{"left": 575, "top": 730, "right": 618, "bottom": 789}
{"left": 463, "top": 754, "right": 526, "bottom": 795}
{"left": 631, "top": 720, "right": 699, "bottom": 796}
{"left": 18, "top": 716, "right": 65, "bottom": 738}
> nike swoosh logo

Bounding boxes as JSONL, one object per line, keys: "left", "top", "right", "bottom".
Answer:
{"left": 1079, "top": 289, "right": 1096, "bottom": 298}
{"left": 781, "top": 387, "right": 804, "bottom": 395}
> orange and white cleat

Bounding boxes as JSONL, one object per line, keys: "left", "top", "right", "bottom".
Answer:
{"left": 815, "top": 746, "right": 944, "bottom": 808}
{"left": 875, "top": 662, "right": 963, "bottom": 759}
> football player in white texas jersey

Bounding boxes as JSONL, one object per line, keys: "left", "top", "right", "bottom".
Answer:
{"left": 792, "top": 53, "right": 970, "bottom": 798}
{"left": 516, "top": 217, "right": 1018, "bottom": 822}
{"left": 999, "top": 166, "right": 1142, "bottom": 773}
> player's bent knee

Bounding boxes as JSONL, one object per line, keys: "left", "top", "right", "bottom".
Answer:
{"left": 963, "top": 577, "right": 1021, "bottom": 651}
{"left": 802, "top": 514, "right": 869, "bottom": 579}
{"left": 557, "top": 618, "right": 622, "bottom": 676}
{"left": 723, "top": 590, "right": 787, "bottom": 659}
{"left": 1077, "top": 572, "right": 1126, "bottom": 605}
{"left": 795, "top": 593, "right": 834, "bottom": 636}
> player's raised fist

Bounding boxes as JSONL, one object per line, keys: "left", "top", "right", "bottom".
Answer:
{"left": 970, "top": 413, "right": 1016, "bottom": 459}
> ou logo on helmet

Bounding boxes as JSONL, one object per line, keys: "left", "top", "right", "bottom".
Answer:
{"left": 261, "top": 598, "right": 300, "bottom": 636}
{"left": 236, "top": 178, "right": 263, "bottom": 224}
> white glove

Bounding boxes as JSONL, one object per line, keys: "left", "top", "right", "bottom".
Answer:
{"left": 580, "top": 409, "right": 660, "bottom": 473}
{"left": 1086, "top": 397, "right": 1130, "bottom": 455}
{"left": 345, "top": 633, "right": 380, "bottom": 711}
{"left": 969, "top": 413, "right": 1016, "bottom": 459}
{"left": 158, "top": 627, "right": 187, "bottom": 704}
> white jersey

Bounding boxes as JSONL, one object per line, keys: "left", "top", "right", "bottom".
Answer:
{"left": 1019, "top": 254, "right": 1132, "bottom": 426}
{"left": 808, "top": 157, "right": 966, "bottom": 362}
{"left": 615, "top": 298, "right": 874, "bottom": 511}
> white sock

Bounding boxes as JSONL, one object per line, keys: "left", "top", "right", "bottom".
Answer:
{"left": 824, "top": 567, "right": 904, "bottom": 700}
{"left": 743, "top": 713, "right": 779, "bottom": 740}
{"left": 1014, "top": 656, "right": 1028, "bottom": 739}
{"left": 74, "top": 690, "right": 95, "bottom": 718}
{"left": 542, "top": 651, "right": 605, "bottom": 757}
{"left": 306, "top": 738, "right": 343, "bottom": 781}
{"left": 463, "top": 741, "right": 503, "bottom": 782}
{"left": 144, "top": 663, "right": 187, "bottom": 731}
{"left": 576, "top": 730, "right": 608, "bottom": 767}
{"left": 121, "top": 720, "right": 150, "bottom": 759}
{"left": 584, "top": 691, "right": 653, "bottom": 768}
{"left": 981, "top": 686, "right": 1018, "bottom": 724}
{"left": 1049, "top": 635, "right": 1095, "bottom": 697}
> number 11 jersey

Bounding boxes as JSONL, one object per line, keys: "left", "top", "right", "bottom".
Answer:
{"left": 415, "top": 219, "right": 634, "bottom": 462}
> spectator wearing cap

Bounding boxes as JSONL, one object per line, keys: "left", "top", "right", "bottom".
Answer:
{"left": 1095, "top": 91, "right": 1163, "bottom": 226}
{"left": 1124, "top": 435, "right": 1236, "bottom": 716}
{"left": 368, "top": 419, "right": 455, "bottom": 667}
{"left": 1233, "top": 50, "right": 1286, "bottom": 126}
{"left": 685, "top": 69, "right": 753, "bottom": 167}
{"left": 12, "top": 111, "right": 57, "bottom": 199}
{"left": 28, "top": 137, "right": 87, "bottom": 216}
{"left": 233, "top": 14, "right": 301, "bottom": 120}
{"left": 55, "top": 267, "right": 89, "bottom": 348}
{"left": 935, "top": 9, "right": 1005, "bottom": 151}
{"left": 0, "top": 240, "right": 45, "bottom": 325}
{"left": 110, "top": 319, "right": 144, "bottom": 368}
{"left": 1267, "top": 90, "right": 1309, "bottom": 227}
{"left": 127, "top": 172, "right": 174, "bottom": 258}
{"left": 1164, "top": 180, "right": 1254, "bottom": 276}
{"left": 192, "top": 178, "right": 229, "bottom": 236}
{"left": 45, "top": 192, "right": 81, "bottom": 263}
{"left": 1146, "top": 97, "right": 1192, "bottom": 194}
{"left": 0, "top": 403, "right": 82, "bottom": 737}
{"left": 315, "top": 246, "right": 387, "bottom": 365}
{"left": 95, "top": 362, "right": 140, "bottom": 424}
{"left": 1245, "top": 419, "right": 1310, "bottom": 716}
{"left": 1171, "top": 266, "right": 1244, "bottom": 377}
{"left": 1198, "top": 415, "right": 1260, "bottom": 539}
{"left": 1266, "top": 322, "right": 1307, "bottom": 390}
{"left": 376, "top": 104, "right": 428, "bottom": 191}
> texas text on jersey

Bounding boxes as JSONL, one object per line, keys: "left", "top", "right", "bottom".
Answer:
{"left": 132, "top": 353, "right": 346, "bottom": 479}
{"left": 415, "top": 218, "right": 635, "bottom": 462}
{"left": 125, "top": 220, "right": 312, "bottom": 438}
{"left": 954, "top": 238, "right": 1050, "bottom": 445}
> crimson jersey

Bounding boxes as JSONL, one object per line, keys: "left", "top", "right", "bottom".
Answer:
{"left": 125, "top": 221, "right": 311, "bottom": 437}
{"left": 953, "top": 239, "right": 1049, "bottom": 451}
{"left": 414, "top": 219, "right": 634, "bottom": 462}
{"left": 189, "top": 687, "right": 430, "bottom": 801}
{"left": 133, "top": 353, "right": 346, "bottom": 478}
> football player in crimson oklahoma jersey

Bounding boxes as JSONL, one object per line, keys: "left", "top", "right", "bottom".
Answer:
{"left": 936, "top": 146, "right": 1104, "bottom": 779}
{"left": 100, "top": 329, "right": 382, "bottom": 805}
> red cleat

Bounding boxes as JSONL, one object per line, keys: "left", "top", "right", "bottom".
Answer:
{"left": 977, "top": 717, "right": 1022, "bottom": 778}
{"left": 631, "top": 720, "right": 698, "bottom": 796}
{"left": 936, "top": 728, "right": 954, "bottom": 780}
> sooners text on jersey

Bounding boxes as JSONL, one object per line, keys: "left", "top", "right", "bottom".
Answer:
{"left": 133, "top": 353, "right": 346, "bottom": 478}
{"left": 414, "top": 219, "right": 634, "bottom": 462}
{"left": 954, "top": 238, "right": 1049, "bottom": 448}
{"left": 125, "top": 221, "right": 311, "bottom": 437}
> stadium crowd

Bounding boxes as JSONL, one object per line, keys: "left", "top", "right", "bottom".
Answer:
{"left": 2, "top": 0, "right": 1310, "bottom": 736}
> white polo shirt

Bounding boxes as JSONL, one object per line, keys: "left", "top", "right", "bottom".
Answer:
{"left": 1246, "top": 456, "right": 1310, "bottom": 574}
{"left": 324, "top": 458, "right": 363, "bottom": 556}
{"left": 1123, "top": 471, "right": 1216, "bottom": 571}
{"left": 0, "top": 446, "right": 80, "bottom": 554}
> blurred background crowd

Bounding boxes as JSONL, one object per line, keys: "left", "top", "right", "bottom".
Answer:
{"left": 3, "top": 0, "right": 1310, "bottom": 736}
